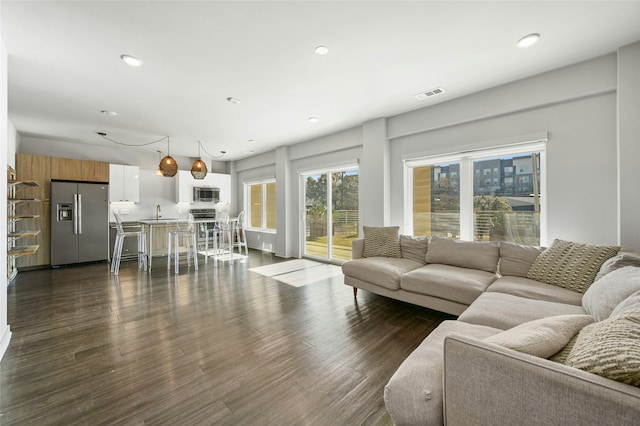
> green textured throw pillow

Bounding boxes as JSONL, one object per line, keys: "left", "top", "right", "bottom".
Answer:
{"left": 526, "top": 239, "right": 620, "bottom": 293}
{"left": 566, "top": 309, "right": 640, "bottom": 387}
{"left": 363, "top": 226, "right": 401, "bottom": 258}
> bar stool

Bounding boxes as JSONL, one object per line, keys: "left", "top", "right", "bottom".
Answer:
{"left": 111, "top": 213, "right": 147, "bottom": 275}
{"left": 203, "top": 211, "right": 233, "bottom": 266}
{"left": 167, "top": 213, "right": 198, "bottom": 274}
{"left": 232, "top": 210, "right": 248, "bottom": 256}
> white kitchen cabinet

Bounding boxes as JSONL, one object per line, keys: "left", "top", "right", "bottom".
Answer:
{"left": 109, "top": 164, "right": 139, "bottom": 202}
{"left": 175, "top": 170, "right": 230, "bottom": 204}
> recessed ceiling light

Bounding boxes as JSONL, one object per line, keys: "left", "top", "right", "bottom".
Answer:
{"left": 101, "top": 110, "right": 117, "bottom": 116}
{"left": 248, "top": 139, "right": 256, "bottom": 143}
{"left": 308, "top": 117, "right": 319, "bottom": 123}
{"left": 246, "top": 150, "right": 255, "bottom": 154}
{"left": 315, "top": 46, "right": 329, "bottom": 55}
{"left": 517, "top": 33, "right": 540, "bottom": 48}
{"left": 227, "top": 97, "right": 240, "bottom": 104}
{"left": 120, "top": 54, "right": 143, "bottom": 67}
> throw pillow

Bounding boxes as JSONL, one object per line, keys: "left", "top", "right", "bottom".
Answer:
{"left": 566, "top": 309, "right": 640, "bottom": 387}
{"left": 526, "top": 239, "right": 621, "bottom": 293}
{"left": 399, "top": 235, "right": 429, "bottom": 264}
{"left": 425, "top": 236, "right": 500, "bottom": 273}
{"left": 611, "top": 289, "right": 640, "bottom": 317}
{"left": 582, "top": 266, "right": 640, "bottom": 321}
{"left": 549, "top": 334, "right": 579, "bottom": 364}
{"left": 594, "top": 253, "right": 640, "bottom": 282}
{"left": 484, "top": 314, "right": 594, "bottom": 358}
{"left": 363, "top": 226, "right": 401, "bottom": 258}
{"left": 499, "top": 241, "right": 545, "bottom": 277}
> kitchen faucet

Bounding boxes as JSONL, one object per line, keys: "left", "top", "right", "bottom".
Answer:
{"left": 156, "top": 204, "right": 161, "bottom": 220}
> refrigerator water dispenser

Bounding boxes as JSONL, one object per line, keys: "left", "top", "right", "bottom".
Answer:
{"left": 57, "top": 203, "right": 73, "bottom": 221}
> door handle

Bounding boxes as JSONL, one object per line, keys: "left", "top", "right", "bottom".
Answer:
{"left": 78, "top": 193, "right": 82, "bottom": 234}
{"left": 73, "top": 194, "right": 78, "bottom": 235}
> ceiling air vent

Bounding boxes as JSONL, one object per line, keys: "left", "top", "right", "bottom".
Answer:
{"left": 414, "top": 87, "right": 445, "bottom": 100}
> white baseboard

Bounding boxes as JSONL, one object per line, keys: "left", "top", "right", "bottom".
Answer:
{"left": 0, "top": 325, "right": 12, "bottom": 362}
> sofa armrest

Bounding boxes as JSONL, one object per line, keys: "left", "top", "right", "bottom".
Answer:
{"left": 351, "top": 238, "right": 364, "bottom": 259}
{"left": 443, "top": 334, "right": 640, "bottom": 426}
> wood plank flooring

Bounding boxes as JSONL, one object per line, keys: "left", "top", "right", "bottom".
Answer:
{"left": 0, "top": 251, "right": 452, "bottom": 425}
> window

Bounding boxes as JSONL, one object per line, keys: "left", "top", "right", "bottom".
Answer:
{"left": 245, "top": 180, "right": 276, "bottom": 231}
{"left": 406, "top": 141, "right": 545, "bottom": 245}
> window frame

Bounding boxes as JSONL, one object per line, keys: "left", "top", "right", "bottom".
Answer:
{"left": 244, "top": 179, "right": 276, "bottom": 233}
{"left": 404, "top": 141, "right": 547, "bottom": 245}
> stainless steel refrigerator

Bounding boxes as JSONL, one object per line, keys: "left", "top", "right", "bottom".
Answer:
{"left": 51, "top": 180, "right": 109, "bottom": 266}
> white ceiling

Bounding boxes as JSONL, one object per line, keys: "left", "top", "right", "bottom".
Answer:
{"left": 2, "top": 1, "right": 640, "bottom": 161}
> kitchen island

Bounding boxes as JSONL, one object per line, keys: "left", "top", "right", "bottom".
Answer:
{"left": 139, "top": 218, "right": 236, "bottom": 271}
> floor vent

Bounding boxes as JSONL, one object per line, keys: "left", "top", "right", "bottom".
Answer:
{"left": 414, "top": 87, "right": 445, "bottom": 100}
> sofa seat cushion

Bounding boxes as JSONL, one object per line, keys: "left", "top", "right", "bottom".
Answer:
{"left": 488, "top": 276, "right": 583, "bottom": 306}
{"left": 384, "top": 320, "right": 503, "bottom": 426}
{"left": 341, "top": 257, "right": 423, "bottom": 291}
{"left": 401, "top": 264, "right": 498, "bottom": 305}
{"left": 458, "top": 292, "right": 587, "bottom": 330}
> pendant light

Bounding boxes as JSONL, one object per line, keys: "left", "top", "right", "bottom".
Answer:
{"left": 159, "top": 137, "right": 178, "bottom": 177}
{"left": 155, "top": 150, "right": 164, "bottom": 176}
{"left": 191, "top": 141, "right": 208, "bottom": 179}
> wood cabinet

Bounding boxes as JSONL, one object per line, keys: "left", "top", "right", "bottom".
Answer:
{"left": 15, "top": 154, "right": 50, "bottom": 268}
{"left": 109, "top": 164, "right": 139, "bottom": 202}
{"left": 15, "top": 153, "right": 111, "bottom": 267}
{"left": 51, "top": 157, "right": 109, "bottom": 182}
{"left": 82, "top": 160, "right": 109, "bottom": 182}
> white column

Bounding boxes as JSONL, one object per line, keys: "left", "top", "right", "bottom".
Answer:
{"left": 275, "top": 146, "right": 294, "bottom": 257}
{"left": 618, "top": 41, "right": 640, "bottom": 252}
{"left": 360, "top": 118, "right": 390, "bottom": 231}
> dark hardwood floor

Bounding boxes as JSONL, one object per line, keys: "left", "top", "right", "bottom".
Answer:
{"left": 1, "top": 251, "right": 451, "bottom": 425}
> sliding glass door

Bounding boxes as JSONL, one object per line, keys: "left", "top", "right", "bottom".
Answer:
{"left": 303, "top": 168, "right": 358, "bottom": 262}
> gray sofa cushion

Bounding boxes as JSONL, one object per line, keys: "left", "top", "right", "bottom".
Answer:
{"left": 425, "top": 236, "right": 500, "bottom": 273}
{"left": 458, "top": 292, "right": 587, "bottom": 330}
{"left": 488, "top": 276, "right": 583, "bottom": 306}
{"left": 401, "top": 264, "right": 498, "bottom": 306}
{"left": 499, "top": 241, "right": 544, "bottom": 277}
{"left": 384, "top": 320, "right": 502, "bottom": 426}
{"left": 341, "top": 257, "right": 422, "bottom": 291}
{"left": 400, "top": 235, "right": 429, "bottom": 265}
{"left": 582, "top": 266, "right": 640, "bottom": 321}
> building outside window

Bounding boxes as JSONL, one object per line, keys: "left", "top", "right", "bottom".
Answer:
{"left": 245, "top": 180, "right": 276, "bottom": 231}
{"left": 406, "top": 141, "right": 546, "bottom": 245}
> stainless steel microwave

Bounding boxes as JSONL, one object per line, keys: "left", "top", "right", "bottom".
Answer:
{"left": 193, "top": 186, "right": 220, "bottom": 203}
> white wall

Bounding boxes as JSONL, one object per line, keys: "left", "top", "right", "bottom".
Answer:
{"left": 231, "top": 49, "right": 637, "bottom": 257}
{"left": 7, "top": 119, "right": 17, "bottom": 168}
{"left": 1, "top": 32, "right": 12, "bottom": 361}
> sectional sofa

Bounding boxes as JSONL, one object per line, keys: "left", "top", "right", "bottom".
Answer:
{"left": 342, "top": 230, "right": 640, "bottom": 425}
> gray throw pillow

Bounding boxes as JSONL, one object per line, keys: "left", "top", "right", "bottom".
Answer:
{"left": 484, "top": 314, "right": 594, "bottom": 358}
{"left": 611, "top": 289, "right": 640, "bottom": 317}
{"left": 582, "top": 266, "right": 640, "bottom": 321}
{"left": 594, "top": 253, "right": 640, "bottom": 282}
{"left": 399, "top": 235, "right": 429, "bottom": 264}
{"left": 363, "top": 226, "right": 401, "bottom": 258}
{"left": 527, "top": 239, "right": 621, "bottom": 293}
